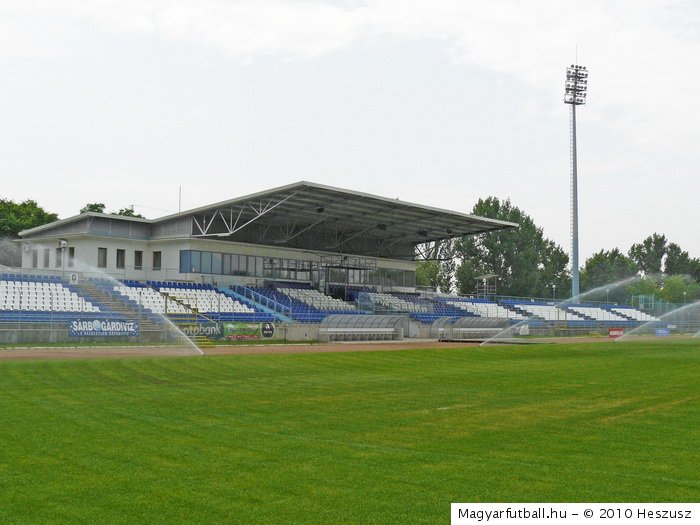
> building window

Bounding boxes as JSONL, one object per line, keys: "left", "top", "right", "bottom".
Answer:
{"left": 180, "top": 251, "right": 191, "bottom": 273}
{"left": 211, "top": 252, "right": 222, "bottom": 275}
{"left": 134, "top": 250, "right": 143, "bottom": 270}
{"left": 31, "top": 249, "right": 38, "bottom": 268}
{"left": 116, "top": 249, "right": 125, "bottom": 269}
{"left": 190, "top": 251, "right": 201, "bottom": 272}
{"left": 152, "top": 251, "right": 162, "bottom": 271}
{"left": 43, "top": 248, "right": 50, "bottom": 268}
{"left": 68, "top": 247, "right": 75, "bottom": 268}
{"left": 55, "top": 248, "right": 62, "bottom": 268}
{"left": 97, "top": 247, "right": 107, "bottom": 268}
{"left": 201, "top": 251, "right": 212, "bottom": 274}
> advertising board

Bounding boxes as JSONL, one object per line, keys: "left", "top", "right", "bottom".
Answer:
{"left": 223, "top": 322, "right": 275, "bottom": 340}
{"left": 69, "top": 319, "right": 140, "bottom": 337}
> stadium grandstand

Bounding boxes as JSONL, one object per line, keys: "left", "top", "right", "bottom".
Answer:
{"left": 2, "top": 181, "right": 667, "bottom": 343}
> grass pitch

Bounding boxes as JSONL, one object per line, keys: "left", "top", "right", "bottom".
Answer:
{"left": 1, "top": 341, "right": 699, "bottom": 524}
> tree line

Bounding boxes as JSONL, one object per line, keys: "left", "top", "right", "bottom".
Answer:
{"left": 416, "top": 197, "right": 700, "bottom": 304}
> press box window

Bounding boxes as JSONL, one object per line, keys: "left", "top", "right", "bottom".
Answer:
{"left": 97, "top": 247, "right": 107, "bottom": 268}
{"left": 116, "top": 249, "right": 126, "bottom": 269}
{"left": 152, "top": 251, "right": 162, "bottom": 271}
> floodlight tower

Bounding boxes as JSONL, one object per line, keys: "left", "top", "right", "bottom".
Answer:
{"left": 564, "top": 64, "right": 588, "bottom": 299}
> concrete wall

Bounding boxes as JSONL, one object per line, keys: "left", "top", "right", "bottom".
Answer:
{"left": 0, "top": 322, "right": 322, "bottom": 345}
{"left": 0, "top": 325, "right": 173, "bottom": 345}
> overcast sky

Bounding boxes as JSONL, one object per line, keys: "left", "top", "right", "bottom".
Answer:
{"left": 1, "top": 1, "right": 699, "bottom": 263}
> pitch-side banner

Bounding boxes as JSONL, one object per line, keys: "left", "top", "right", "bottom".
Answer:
{"left": 68, "top": 319, "right": 140, "bottom": 337}
{"left": 223, "top": 322, "right": 275, "bottom": 340}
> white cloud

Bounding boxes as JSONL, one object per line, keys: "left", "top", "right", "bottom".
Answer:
{"left": 5, "top": 0, "right": 699, "bottom": 151}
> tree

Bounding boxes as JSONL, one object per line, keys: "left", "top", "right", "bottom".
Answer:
{"left": 415, "top": 259, "right": 439, "bottom": 289}
{"left": 628, "top": 234, "right": 700, "bottom": 283}
{"left": 658, "top": 275, "right": 700, "bottom": 304}
{"left": 664, "top": 242, "right": 699, "bottom": 276}
{"left": 454, "top": 197, "right": 570, "bottom": 297}
{"left": 79, "top": 203, "right": 145, "bottom": 218}
{"left": 0, "top": 198, "right": 58, "bottom": 238}
{"left": 580, "top": 249, "right": 639, "bottom": 302}
{"left": 540, "top": 239, "right": 571, "bottom": 299}
{"left": 115, "top": 205, "right": 145, "bottom": 218}
{"left": 689, "top": 260, "right": 700, "bottom": 282}
{"left": 80, "top": 202, "right": 106, "bottom": 214}
{"left": 629, "top": 233, "right": 667, "bottom": 275}
{"left": 626, "top": 274, "right": 700, "bottom": 306}
{"left": 0, "top": 237, "right": 21, "bottom": 267}
{"left": 415, "top": 240, "right": 456, "bottom": 292}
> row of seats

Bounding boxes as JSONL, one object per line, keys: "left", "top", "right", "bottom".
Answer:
{"left": 500, "top": 300, "right": 661, "bottom": 323}
{"left": 147, "top": 280, "right": 213, "bottom": 290}
{"left": 160, "top": 287, "right": 253, "bottom": 313}
{"left": 114, "top": 286, "right": 190, "bottom": 314}
{"left": 114, "top": 285, "right": 254, "bottom": 315}
{"left": 445, "top": 299, "right": 526, "bottom": 320}
{"left": 278, "top": 287, "right": 355, "bottom": 311}
{"left": 1, "top": 279, "right": 100, "bottom": 313}
{"left": 611, "top": 306, "right": 657, "bottom": 321}
{"left": 403, "top": 293, "right": 660, "bottom": 323}
{"left": 367, "top": 292, "right": 430, "bottom": 313}
{"left": 568, "top": 305, "right": 630, "bottom": 322}
{"left": 514, "top": 303, "right": 588, "bottom": 322}
{"left": 0, "top": 273, "right": 63, "bottom": 282}
{"left": 251, "top": 286, "right": 364, "bottom": 322}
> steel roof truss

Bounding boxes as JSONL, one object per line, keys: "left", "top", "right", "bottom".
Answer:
{"left": 192, "top": 192, "right": 297, "bottom": 237}
{"left": 272, "top": 216, "right": 329, "bottom": 244}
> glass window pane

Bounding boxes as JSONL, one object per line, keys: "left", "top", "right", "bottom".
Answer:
{"left": 179, "top": 251, "right": 190, "bottom": 273}
{"left": 190, "top": 251, "right": 201, "bottom": 273}
{"left": 152, "top": 251, "right": 162, "bottom": 271}
{"left": 212, "top": 252, "right": 222, "bottom": 275}
{"left": 97, "top": 248, "right": 107, "bottom": 268}
{"left": 116, "top": 249, "right": 125, "bottom": 269}
{"left": 201, "top": 251, "right": 212, "bottom": 274}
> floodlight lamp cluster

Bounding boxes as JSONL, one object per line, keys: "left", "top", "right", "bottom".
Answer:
{"left": 564, "top": 64, "right": 588, "bottom": 105}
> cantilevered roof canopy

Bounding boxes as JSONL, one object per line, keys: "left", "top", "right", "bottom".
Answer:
{"left": 159, "top": 181, "right": 517, "bottom": 259}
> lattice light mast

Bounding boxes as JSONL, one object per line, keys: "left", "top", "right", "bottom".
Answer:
{"left": 564, "top": 64, "right": 588, "bottom": 299}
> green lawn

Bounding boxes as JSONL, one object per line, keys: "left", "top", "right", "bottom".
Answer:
{"left": 1, "top": 341, "right": 699, "bottom": 524}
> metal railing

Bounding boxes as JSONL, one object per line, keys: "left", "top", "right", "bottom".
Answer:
{"left": 230, "top": 284, "right": 292, "bottom": 318}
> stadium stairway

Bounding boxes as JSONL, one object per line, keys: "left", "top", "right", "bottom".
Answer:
{"left": 560, "top": 305, "right": 596, "bottom": 322}
{"left": 76, "top": 280, "right": 162, "bottom": 330}
{"left": 501, "top": 303, "right": 530, "bottom": 318}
